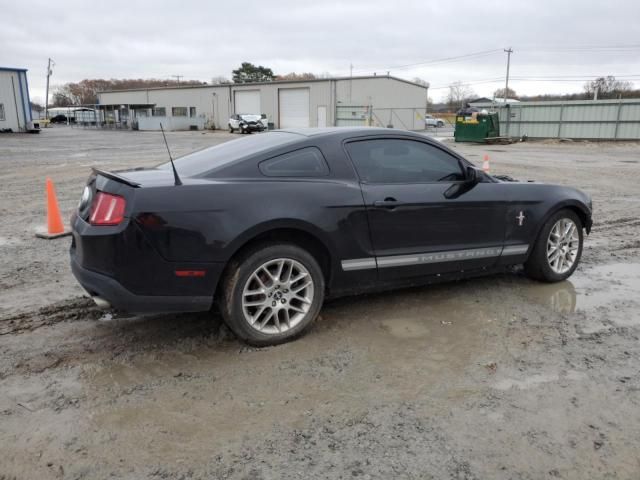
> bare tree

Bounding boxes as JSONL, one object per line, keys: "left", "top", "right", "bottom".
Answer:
{"left": 30, "top": 101, "right": 44, "bottom": 112}
{"left": 49, "top": 78, "right": 206, "bottom": 105}
{"left": 584, "top": 76, "right": 633, "bottom": 99}
{"left": 276, "top": 72, "right": 317, "bottom": 81}
{"left": 412, "top": 77, "right": 429, "bottom": 87}
{"left": 211, "top": 76, "right": 231, "bottom": 85}
{"left": 493, "top": 87, "right": 517, "bottom": 99}
{"left": 446, "top": 81, "right": 476, "bottom": 110}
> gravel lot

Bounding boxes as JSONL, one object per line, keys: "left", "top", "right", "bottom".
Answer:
{"left": 1, "top": 127, "right": 639, "bottom": 479}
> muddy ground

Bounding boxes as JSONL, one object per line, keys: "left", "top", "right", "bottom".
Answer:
{"left": 1, "top": 127, "right": 639, "bottom": 479}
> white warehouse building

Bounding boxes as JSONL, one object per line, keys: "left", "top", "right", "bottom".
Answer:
{"left": 0, "top": 67, "right": 37, "bottom": 133}
{"left": 97, "top": 75, "right": 429, "bottom": 131}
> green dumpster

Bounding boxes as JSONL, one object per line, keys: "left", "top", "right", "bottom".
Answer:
{"left": 454, "top": 112, "right": 500, "bottom": 143}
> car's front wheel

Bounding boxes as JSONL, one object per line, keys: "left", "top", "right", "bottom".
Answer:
{"left": 219, "top": 244, "right": 325, "bottom": 346}
{"left": 229, "top": 124, "right": 234, "bottom": 133}
{"left": 525, "top": 209, "right": 583, "bottom": 282}
{"left": 437, "top": 121, "right": 445, "bottom": 128}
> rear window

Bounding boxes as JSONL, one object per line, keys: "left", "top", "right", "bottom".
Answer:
{"left": 259, "top": 147, "right": 329, "bottom": 177}
{"left": 158, "top": 132, "right": 300, "bottom": 177}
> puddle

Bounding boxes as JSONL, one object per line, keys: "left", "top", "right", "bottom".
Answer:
{"left": 521, "top": 263, "right": 640, "bottom": 331}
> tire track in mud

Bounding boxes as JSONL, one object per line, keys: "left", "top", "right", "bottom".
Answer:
{"left": 0, "top": 297, "right": 102, "bottom": 336}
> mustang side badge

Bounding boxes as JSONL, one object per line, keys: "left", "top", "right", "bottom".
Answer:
{"left": 517, "top": 211, "right": 526, "bottom": 226}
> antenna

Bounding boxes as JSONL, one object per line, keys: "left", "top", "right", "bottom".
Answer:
{"left": 159, "top": 123, "right": 182, "bottom": 186}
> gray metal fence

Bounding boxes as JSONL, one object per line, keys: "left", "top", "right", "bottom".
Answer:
{"left": 479, "top": 99, "right": 640, "bottom": 140}
{"left": 335, "top": 105, "right": 447, "bottom": 131}
{"left": 371, "top": 108, "right": 437, "bottom": 131}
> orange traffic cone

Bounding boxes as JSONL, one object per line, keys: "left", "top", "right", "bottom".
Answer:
{"left": 482, "top": 154, "right": 490, "bottom": 173}
{"left": 36, "top": 178, "right": 71, "bottom": 239}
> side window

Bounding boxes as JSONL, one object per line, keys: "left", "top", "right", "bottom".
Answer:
{"left": 259, "top": 147, "right": 329, "bottom": 177}
{"left": 0, "top": 103, "right": 5, "bottom": 121}
{"left": 172, "top": 107, "right": 187, "bottom": 117}
{"left": 345, "top": 139, "right": 464, "bottom": 183}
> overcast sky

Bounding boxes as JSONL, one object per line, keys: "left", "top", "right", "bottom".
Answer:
{"left": 3, "top": 0, "right": 640, "bottom": 103}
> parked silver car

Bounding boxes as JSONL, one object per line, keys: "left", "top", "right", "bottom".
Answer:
{"left": 424, "top": 114, "right": 445, "bottom": 128}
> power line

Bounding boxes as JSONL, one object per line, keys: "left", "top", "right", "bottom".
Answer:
{"left": 342, "top": 48, "right": 504, "bottom": 76}
{"left": 428, "top": 75, "right": 640, "bottom": 91}
{"left": 428, "top": 78, "right": 506, "bottom": 90}
{"left": 510, "top": 73, "right": 640, "bottom": 79}
{"left": 522, "top": 44, "right": 640, "bottom": 52}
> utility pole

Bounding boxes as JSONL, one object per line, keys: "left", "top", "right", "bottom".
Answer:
{"left": 503, "top": 47, "right": 513, "bottom": 104}
{"left": 171, "top": 75, "right": 183, "bottom": 85}
{"left": 504, "top": 47, "right": 513, "bottom": 137}
{"left": 44, "top": 58, "right": 55, "bottom": 119}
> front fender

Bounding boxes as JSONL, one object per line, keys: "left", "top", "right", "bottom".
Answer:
{"left": 503, "top": 183, "right": 592, "bottom": 252}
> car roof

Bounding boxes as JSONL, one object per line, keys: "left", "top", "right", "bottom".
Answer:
{"left": 277, "top": 127, "right": 426, "bottom": 139}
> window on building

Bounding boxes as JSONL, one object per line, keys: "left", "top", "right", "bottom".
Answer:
{"left": 152, "top": 107, "right": 166, "bottom": 117}
{"left": 259, "top": 147, "right": 329, "bottom": 177}
{"left": 0, "top": 103, "right": 5, "bottom": 121}
{"left": 189, "top": 107, "right": 196, "bottom": 117}
{"left": 172, "top": 107, "right": 187, "bottom": 117}
{"left": 345, "top": 139, "right": 464, "bottom": 184}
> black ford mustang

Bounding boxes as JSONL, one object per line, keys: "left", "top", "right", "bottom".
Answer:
{"left": 71, "top": 128, "right": 592, "bottom": 345}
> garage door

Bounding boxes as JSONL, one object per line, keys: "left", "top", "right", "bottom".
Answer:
{"left": 279, "top": 88, "right": 310, "bottom": 128}
{"left": 234, "top": 90, "right": 261, "bottom": 114}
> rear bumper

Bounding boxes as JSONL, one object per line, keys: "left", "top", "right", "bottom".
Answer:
{"left": 71, "top": 256, "right": 213, "bottom": 313}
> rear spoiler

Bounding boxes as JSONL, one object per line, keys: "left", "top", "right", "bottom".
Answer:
{"left": 92, "top": 168, "right": 141, "bottom": 188}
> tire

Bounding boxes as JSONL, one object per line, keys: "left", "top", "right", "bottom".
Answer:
{"left": 219, "top": 243, "right": 325, "bottom": 346}
{"left": 437, "top": 121, "right": 445, "bottom": 128}
{"left": 525, "top": 209, "right": 583, "bottom": 282}
{"left": 229, "top": 125, "right": 234, "bottom": 133}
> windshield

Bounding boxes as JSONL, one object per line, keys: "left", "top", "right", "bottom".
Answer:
{"left": 158, "top": 131, "right": 301, "bottom": 177}
{"left": 240, "top": 114, "right": 262, "bottom": 121}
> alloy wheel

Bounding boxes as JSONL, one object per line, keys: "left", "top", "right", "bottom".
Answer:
{"left": 241, "top": 258, "right": 314, "bottom": 334}
{"left": 547, "top": 218, "right": 579, "bottom": 274}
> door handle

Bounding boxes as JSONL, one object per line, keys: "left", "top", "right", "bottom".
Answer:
{"left": 373, "top": 197, "right": 402, "bottom": 209}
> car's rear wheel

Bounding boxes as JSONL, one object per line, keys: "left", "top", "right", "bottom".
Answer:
{"left": 437, "top": 121, "right": 445, "bottom": 128}
{"left": 219, "top": 244, "right": 325, "bottom": 346}
{"left": 525, "top": 209, "right": 583, "bottom": 282}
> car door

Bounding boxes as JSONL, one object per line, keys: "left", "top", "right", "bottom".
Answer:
{"left": 344, "top": 136, "right": 507, "bottom": 281}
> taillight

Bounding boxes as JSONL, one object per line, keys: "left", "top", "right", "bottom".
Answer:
{"left": 89, "top": 192, "right": 126, "bottom": 225}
